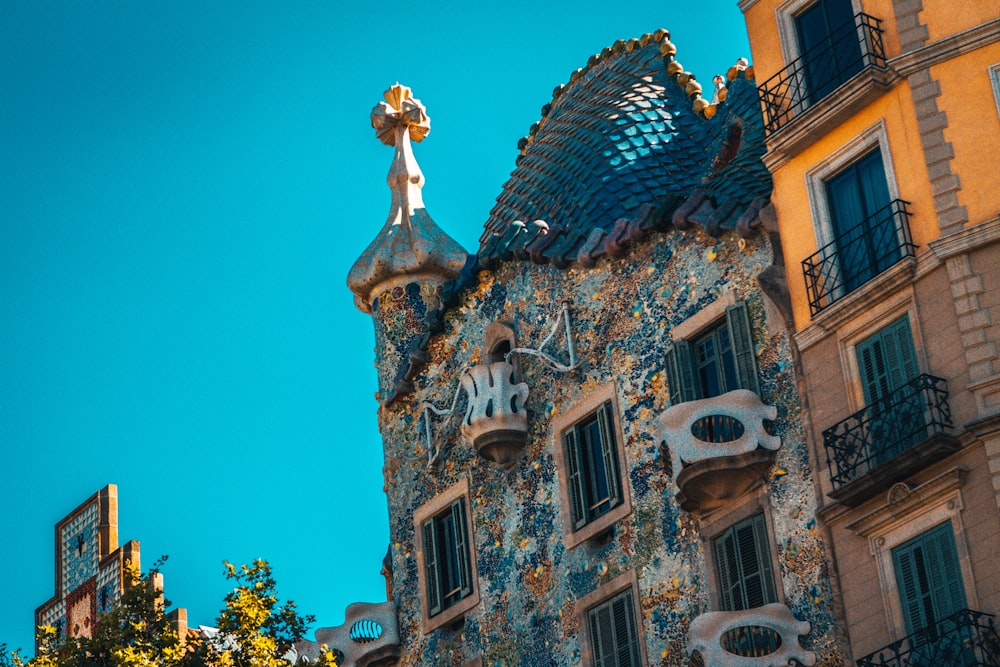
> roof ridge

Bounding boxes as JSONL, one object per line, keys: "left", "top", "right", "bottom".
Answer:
{"left": 515, "top": 28, "right": 755, "bottom": 156}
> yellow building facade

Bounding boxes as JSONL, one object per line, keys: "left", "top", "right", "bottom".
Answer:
{"left": 741, "top": 0, "right": 1000, "bottom": 663}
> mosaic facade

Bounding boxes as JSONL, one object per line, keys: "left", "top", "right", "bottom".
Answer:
{"left": 343, "top": 30, "right": 853, "bottom": 667}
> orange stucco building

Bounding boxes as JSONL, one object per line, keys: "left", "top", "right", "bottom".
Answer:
{"left": 740, "top": 0, "right": 1000, "bottom": 663}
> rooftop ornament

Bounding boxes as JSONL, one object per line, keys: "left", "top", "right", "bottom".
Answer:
{"left": 347, "top": 84, "right": 466, "bottom": 314}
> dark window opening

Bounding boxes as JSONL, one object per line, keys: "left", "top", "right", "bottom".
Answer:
{"left": 422, "top": 498, "right": 474, "bottom": 618}
{"left": 665, "top": 302, "right": 760, "bottom": 407}
{"left": 564, "top": 401, "right": 623, "bottom": 530}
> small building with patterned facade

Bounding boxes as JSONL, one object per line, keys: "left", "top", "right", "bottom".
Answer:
{"left": 34, "top": 484, "right": 187, "bottom": 649}
{"left": 315, "top": 28, "right": 851, "bottom": 667}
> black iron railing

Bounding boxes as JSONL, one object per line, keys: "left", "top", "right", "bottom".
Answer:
{"left": 759, "top": 12, "right": 887, "bottom": 136}
{"left": 803, "top": 198, "right": 915, "bottom": 316}
{"left": 857, "top": 609, "right": 1000, "bottom": 667}
{"left": 824, "top": 374, "right": 952, "bottom": 491}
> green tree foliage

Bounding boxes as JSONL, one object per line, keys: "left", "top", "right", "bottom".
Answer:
{"left": 3, "top": 559, "right": 331, "bottom": 667}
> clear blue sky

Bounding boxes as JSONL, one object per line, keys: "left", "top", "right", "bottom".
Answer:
{"left": 0, "top": 0, "right": 751, "bottom": 653}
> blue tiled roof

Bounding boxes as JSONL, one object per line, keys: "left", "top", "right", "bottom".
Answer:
{"left": 477, "top": 34, "right": 772, "bottom": 269}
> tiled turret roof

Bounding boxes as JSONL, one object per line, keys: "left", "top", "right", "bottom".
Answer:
{"left": 477, "top": 30, "right": 772, "bottom": 270}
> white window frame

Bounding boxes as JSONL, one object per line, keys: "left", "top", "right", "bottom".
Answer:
{"left": 846, "top": 468, "right": 979, "bottom": 642}
{"left": 990, "top": 62, "right": 1000, "bottom": 120}
{"left": 804, "top": 119, "right": 901, "bottom": 252}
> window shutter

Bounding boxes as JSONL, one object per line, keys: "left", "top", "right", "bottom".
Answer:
{"left": 665, "top": 340, "right": 698, "bottom": 404}
{"left": 422, "top": 519, "right": 442, "bottom": 616}
{"left": 589, "top": 600, "right": 615, "bottom": 667}
{"left": 715, "top": 514, "right": 776, "bottom": 611}
{"left": 893, "top": 545, "right": 927, "bottom": 636}
{"left": 451, "top": 499, "right": 472, "bottom": 598}
{"left": 715, "top": 529, "right": 739, "bottom": 611}
{"left": 883, "top": 316, "right": 919, "bottom": 390}
{"left": 564, "top": 427, "right": 588, "bottom": 529}
{"left": 892, "top": 522, "right": 966, "bottom": 636}
{"left": 597, "top": 402, "right": 622, "bottom": 509}
{"left": 753, "top": 515, "right": 777, "bottom": 607}
{"left": 857, "top": 316, "right": 919, "bottom": 404}
{"left": 612, "top": 590, "right": 639, "bottom": 667}
{"left": 926, "top": 523, "right": 966, "bottom": 623}
{"left": 725, "top": 302, "right": 760, "bottom": 396}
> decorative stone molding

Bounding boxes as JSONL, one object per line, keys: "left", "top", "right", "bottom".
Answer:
{"left": 688, "top": 603, "right": 816, "bottom": 667}
{"left": 658, "top": 390, "right": 780, "bottom": 514}
{"left": 295, "top": 601, "right": 401, "bottom": 667}
{"left": 460, "top": 361, "right": 530, "bottom": 465}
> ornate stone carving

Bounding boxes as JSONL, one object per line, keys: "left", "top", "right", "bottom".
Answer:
{"left": 658, "top": 390, "right": 780, "bottom": 514}
{"left": 295, "top": 601, "right": 400, "bottom": 667}
{"left": 460, "top": 361, "right": 530, "bottom": 465}
{"left": 688, "top": 603, "right": 816, "bottom": 667}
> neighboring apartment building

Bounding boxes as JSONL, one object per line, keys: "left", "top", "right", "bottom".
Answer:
{"left": 324, "top": 29, "right": 852, "bottom": 666}
{"left": 740, "top": 0, "right": 1000, "bottom": 664}
{"left": 35, "top": 484, "right": 187, "bottom": 649}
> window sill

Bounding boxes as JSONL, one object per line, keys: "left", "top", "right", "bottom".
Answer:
{"left": 565, "top": 501, "right": 632, "bottom": 550}
{"left": 421, "top": 590, "right": 480, "bottom": 635}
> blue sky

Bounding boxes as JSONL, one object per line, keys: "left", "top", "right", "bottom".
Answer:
{"left": 0, "top": 0, "right": 751, "bottom": 653}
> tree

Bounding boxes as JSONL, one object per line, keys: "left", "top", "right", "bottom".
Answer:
{"left": 3, "top": 559, "right": 332, "bottom": 667}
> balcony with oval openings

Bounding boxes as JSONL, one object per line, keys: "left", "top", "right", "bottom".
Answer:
{"left": 658, "top": 389, "right": 780, "bottom": 516}
{"left": 295, "top": 601, "right": 400, "bottom": 667}
{"left": 459, "top": 322, "right": 529, "bottom": 466}
{"left": 688, "top": 603, "right": 815, "bottom": 667}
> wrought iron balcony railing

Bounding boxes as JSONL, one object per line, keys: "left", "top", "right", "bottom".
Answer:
{"left": 824, "top": 374, "right": 952, "bottom": 491}
{"left": 759, "top": 12, "right": 887, "bottom": 136}
{"left": 803, "top": 199, "right": 916, "bottom": 316}
{"left": 857, "top": 609, "right": 1000, "bottom": 667}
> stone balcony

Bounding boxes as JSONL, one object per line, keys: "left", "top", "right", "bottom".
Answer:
{"left": 658, "top": 389, "right": 780, "bottom": 515}
{"left": 689, "top": 603, "right": 816, "bottom": 667}
{"left": 460, "top": 360, "right": 529, "bottom": 465}
{"left": 295, "top": 601, "right": 400, "bottom": 667}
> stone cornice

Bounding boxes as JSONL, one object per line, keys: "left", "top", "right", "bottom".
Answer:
{"left": 890, "top": 18, "right": 1000, "bottom": 78}
{"left": 928, "top": 214, "right": 1000, "bottom": 260}
{"left": 793, "top": 257, "right": 916, "bottom": 351}
{"left": 844, "top": 467, "right": 968, "bottom": 537}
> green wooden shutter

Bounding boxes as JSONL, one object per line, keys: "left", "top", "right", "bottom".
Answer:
{"left": 726, "top": 302, "right": 760, "bottom": 396}
{"left": 857, "top": 316, "right": 918, "bottom": 405}
{"left": 665, "top": 340, "right": 698, "bottom": 404}
{"left": 892, "top": 522, "right": 966, "bottom": 636}
{"left": 422, "top": 519, "right": 442, "bottom": 616}
{"left": 451, "top": 498, "right": 472, "bottom": 598}
{"left": 597, "top": 402, "right": 622, "bottom": 509}
{"left": 928, "top": 523, "right": 967, "bottom": 620}
{"left": 564, "top": 427, "right": 588, "bottom": 529}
